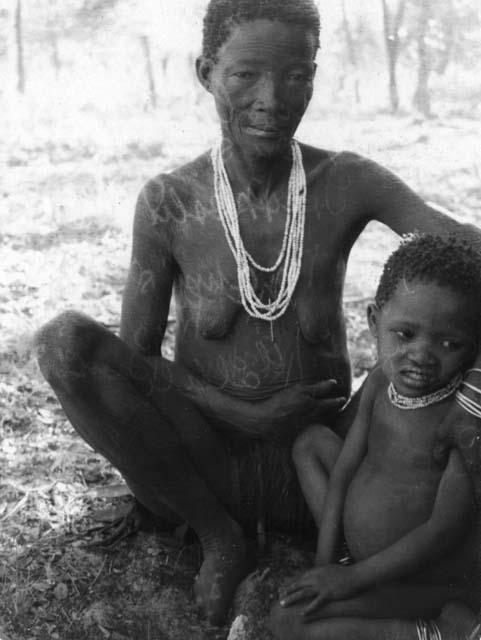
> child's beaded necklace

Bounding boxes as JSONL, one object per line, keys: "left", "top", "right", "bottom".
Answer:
{"left": 388, "top": 373, "right": 463, "bottom": 410}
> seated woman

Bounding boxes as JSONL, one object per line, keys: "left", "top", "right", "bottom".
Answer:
{"left": 34, "top": 0, "right": 481, "bottom": 627}
{"left": 272, "top": 235, "right": 481, "bottom": 639}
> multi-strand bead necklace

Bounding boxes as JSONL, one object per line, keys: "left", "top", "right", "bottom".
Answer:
{"left": 211, "top": 139, "right": 306, "bottom": 322}
{"left": 388, "top": 373, "right": 462, "bottom": 410}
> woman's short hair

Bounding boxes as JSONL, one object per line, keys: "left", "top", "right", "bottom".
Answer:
{"left": 202, "top": 0, "right": 321, "bottom": 60}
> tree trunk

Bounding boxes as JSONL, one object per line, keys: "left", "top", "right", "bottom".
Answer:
{"left": 15, "top": 0, "right": 25, "bottom": 93}
{"left": 161, "top": 55, "right": 169, "bottom": 77}
{"left": 341, "top": 0, "right": 361, "bottom": 104}
{"left": 412, "top": 0, "right": 432, "bottom": 116}
{"left": 437, "top": 0, "right": 454, "bottom": 74}
{"left": 50, "top": 32, "right": 61, "bottom": 78}
{"left": 140, "top": 35, "right": 157, "bottom": 110}
{"left": 381, "top": 0, "right": 406, "bottom": 114}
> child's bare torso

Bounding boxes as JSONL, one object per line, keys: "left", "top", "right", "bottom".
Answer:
{"left": 343, "top": 381, "right": 476, "bottom": 584}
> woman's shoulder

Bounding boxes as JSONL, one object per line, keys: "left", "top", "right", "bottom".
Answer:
{"left": 170, "top": 151, "right": 213, "bottom": 185}
{"left": 140, "top": 152, "right": 211, "bottom": 198}
{"left": 136, "top": 152, "right": 213, "bottom": 219}
{"left": 299, "top": 143, "right": 385, "bottom": 177}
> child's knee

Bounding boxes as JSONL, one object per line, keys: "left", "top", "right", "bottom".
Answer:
{"left": 292, "top": 424, "right": 329, "bottom": 467}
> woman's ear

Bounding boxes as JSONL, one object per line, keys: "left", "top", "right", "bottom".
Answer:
{"left": 196, "top": 56, "right": 214, "bottom": 92}
{"left": 367, "top": 303, "right": 380, "bottom": 338}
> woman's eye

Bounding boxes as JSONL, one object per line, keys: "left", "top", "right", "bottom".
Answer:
{"left": 233, "top": 71, "right": 255, "bottom": 80}
{"left": 288, "top": 72, "right": 311, "bottom": 83}
{"left": 394, "top": 330, "right": 413, "bottom": 340}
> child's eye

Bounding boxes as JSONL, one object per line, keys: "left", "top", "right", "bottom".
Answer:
{"left": 441, "top": 339, "right": 461, "bottom": 350}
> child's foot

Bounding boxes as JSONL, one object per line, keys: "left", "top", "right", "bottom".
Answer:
{"left": 193, "top": 520, "right": 255, "bottom": 626}
{"left": 436, "top": 601, "right": 478, "bottom": 639}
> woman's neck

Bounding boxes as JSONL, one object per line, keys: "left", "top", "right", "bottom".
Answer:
{"left": 220, "top": 138, "right": 293, "bottom": 200}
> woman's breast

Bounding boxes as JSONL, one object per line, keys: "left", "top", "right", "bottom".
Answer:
{"left": 174, "top": 292, "right": 350, "bottom": 398}
{"left": 173, "top": 237, "right": 350, "bottom": 396}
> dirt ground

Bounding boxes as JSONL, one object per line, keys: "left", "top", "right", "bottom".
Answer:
{"left": 1, "top": 110, "right": 481, "bottom": 639}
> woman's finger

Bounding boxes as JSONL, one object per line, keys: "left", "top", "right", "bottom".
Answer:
{"left": 317, "top": 396, "right": 347, "bottom": 407}
{"left": 304, "top": 379, "right": 338, "bottom": 397}
{"left": 303, "top": 396, "right": 346, "bottom": 412}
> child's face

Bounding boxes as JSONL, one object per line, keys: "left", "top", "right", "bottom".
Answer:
{"left": 368, "top": 279, "right": 477, "bottom": 397}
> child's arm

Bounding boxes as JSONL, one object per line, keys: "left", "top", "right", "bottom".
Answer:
{"left": 281, "top": 445, "right": 475, "bottom": 615}
{"left": 315, "top": 370, "right": 379, "bottom": 565}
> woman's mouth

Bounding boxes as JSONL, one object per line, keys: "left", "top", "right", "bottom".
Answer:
{"left": 243, "top": 125, "right": 284, "bottom": 139}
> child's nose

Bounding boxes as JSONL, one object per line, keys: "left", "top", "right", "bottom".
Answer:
{"left": 409, "top": 341, "right": 437, "bottom": 367}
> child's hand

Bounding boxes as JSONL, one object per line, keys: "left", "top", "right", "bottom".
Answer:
{"left": 279, "top": 564, "right": 357, "bottom": 617}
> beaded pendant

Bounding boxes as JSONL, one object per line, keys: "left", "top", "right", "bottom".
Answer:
{"left": 387, "top": 373, "right": 463, "bottom": 410}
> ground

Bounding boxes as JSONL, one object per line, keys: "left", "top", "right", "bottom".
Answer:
{"left": 1, "top": 108, "right": 481, "bottom": 639}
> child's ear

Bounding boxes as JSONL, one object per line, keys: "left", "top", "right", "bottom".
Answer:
{"left": 367, "top": 303, "right": 380, "bottom": 338}
{"left": 196, "top": 56, "right": 215, "bottom": 93}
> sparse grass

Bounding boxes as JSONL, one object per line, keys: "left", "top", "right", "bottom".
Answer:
{"left": 1, "top": 103, "right": 481, "bottom": 639}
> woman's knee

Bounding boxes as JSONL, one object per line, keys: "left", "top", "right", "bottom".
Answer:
{"left": 34, "top": 310, "right": 107, "bottom": 387}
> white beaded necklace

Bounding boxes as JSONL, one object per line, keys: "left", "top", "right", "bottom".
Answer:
{"left": 387, "top": 373, "right": 462, "bottom": 410}
{"left": 211, "top": 140, "right": 306, "bottom": 321}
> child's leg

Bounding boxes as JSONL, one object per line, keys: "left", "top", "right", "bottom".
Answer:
{"left": 292, "top": 425, "right": 343, "bottom": 527}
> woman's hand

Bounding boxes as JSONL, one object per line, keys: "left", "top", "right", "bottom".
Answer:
{"left": 279, "top": 564, "right": 358, "bottom": 619}
{"left": 266, "top": 380, "right": 347, "bottom": 443}
{"left": 437, "top": 399, "right": 481, "bottom": 474}
{"left": 159, "top": 363, "right": 346, "bottom": 441}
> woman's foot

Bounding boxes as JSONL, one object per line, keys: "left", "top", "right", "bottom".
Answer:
{"left": 194, "top": 520, "right": 255, "bottom": 626}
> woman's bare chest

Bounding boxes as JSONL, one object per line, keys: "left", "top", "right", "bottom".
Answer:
{"left": 174, "top": 206, "right": 348, "bottom": 340}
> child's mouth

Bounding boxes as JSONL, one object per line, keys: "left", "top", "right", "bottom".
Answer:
{"left": 400, "top": 369, "right": 436, "bottom": 389}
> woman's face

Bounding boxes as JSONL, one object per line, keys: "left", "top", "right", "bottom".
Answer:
{"left": 199, "top": 19, "right": 317, "bottom": 158}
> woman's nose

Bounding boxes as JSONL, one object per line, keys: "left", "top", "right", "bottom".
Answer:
{"left": 254, "top": 73, "right": 287, "bottom": 114}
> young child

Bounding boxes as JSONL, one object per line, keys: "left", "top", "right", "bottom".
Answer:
{"left": 273, "top": 234, "right": 481, "bottom": 640}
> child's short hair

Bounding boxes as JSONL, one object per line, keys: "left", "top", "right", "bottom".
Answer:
{"left": 202, "top": 0, "right": 321, "bottom": 61}
{"left": 375, "top": 234, "right": 481, "bottom": 312}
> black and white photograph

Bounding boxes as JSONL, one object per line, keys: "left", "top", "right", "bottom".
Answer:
{"left": 1, "top": 1, "right": 481, "bottom": 638}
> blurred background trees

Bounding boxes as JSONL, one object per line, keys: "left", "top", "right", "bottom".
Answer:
{"left": 0, "top": 0, "right": 479, "bottom": 119}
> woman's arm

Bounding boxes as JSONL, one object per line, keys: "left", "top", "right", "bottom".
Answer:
{"left": 120, "top": 176, "right": 175, "bottom": 356}
{"left": 147, "top": 357, "right": 345, "bottom": 442}
{"left": 353, "top": 153, "right": 481, "bottom": 250}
